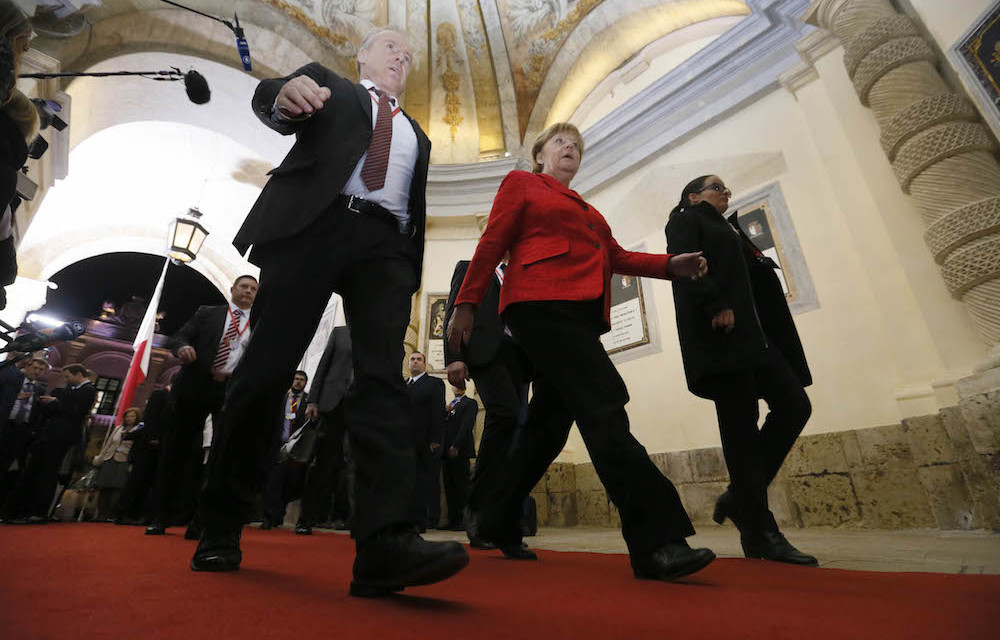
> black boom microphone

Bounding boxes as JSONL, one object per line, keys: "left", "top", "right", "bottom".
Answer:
{"left": 0, "top": 321, "right": 86, "bottom": 353}
{"left": 158, "top": 1, "right": 252, "bottom": 72}
{"left": 19, "top": 68, "right": 211, "bottom": 105}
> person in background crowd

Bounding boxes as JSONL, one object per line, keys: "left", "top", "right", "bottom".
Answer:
{"left": 146, "top": 275, "right": 257, "bottom": 537}
{"left": 448, "top": 122, "right": 715, "bottom": 580}
{"left": 92, "top": 407, "right": 142, "bottom": 521}
{"left": 115, "top": 382, "right": 173, "bottom": 525}
{"left": 297, "top": 325, "right": 354, "bottom": 536}
{"left": 260, "top": 370, "right": 309, "bottom": 529}
{"left": 665, "top": 174, "right": 817, "bottom": 566}
{"left": 406, "top": 351, "right": 445, "bottom": 532}
{"left": 440, "top": 385, "right": 477, "bottom": 531}
{"left": 0, "top": 1, "right": 37, "bottom": 308}
{"left": 2, "top": 364, "right": 95, "bottom": 523}
{"left": 0, "top": 356, "right": 47, "bottom": 505}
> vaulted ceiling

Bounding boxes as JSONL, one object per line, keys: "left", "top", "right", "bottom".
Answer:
{"left": 30, "top": 0, "right": 750, "bottom": 163}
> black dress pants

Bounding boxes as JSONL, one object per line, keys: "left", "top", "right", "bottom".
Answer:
{"left": 483, "top": 300, "right": 695, "bottom": 557}
{"left": 117, "top": 447, "right": 160, "bottom": 520}
{"left": 0, "top": 421, "right": 33, "bottom": 504}
{"left": 4, "top": 428, "right": 75, "bottom": 517}
{"left": 298, "top": 405, "right": 351, "bottom": 527}
{"left": 261, "top": 445, "right": 305, "bottom": 526}
{"left": 705, "top": 347, "right": 811, "bottom": 534}
{"left": 442, "top": 456, "right": 470, "bottom": 527}
{"left": 466, "top": 339, "right": 532, "bottom": 516}
{"left": 415, "top": 450, "right": 441, "bottom": 528}
{"left": 199, "top": 205, "right": 418, "bottom": 541}
{"left": 152, "top": 389, "right": 218, "bottom": 526}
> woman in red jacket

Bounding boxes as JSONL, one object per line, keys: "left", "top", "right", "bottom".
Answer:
{"left": 448, "top": 122, "right": 714, "bottom": 582}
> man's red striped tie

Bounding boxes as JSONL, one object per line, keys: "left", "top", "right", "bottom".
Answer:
{"left": 213, "top": 308, "right": 244, "bottom": 371}
{"left": 361, "top": 89, "right": 393, "bottom": 192}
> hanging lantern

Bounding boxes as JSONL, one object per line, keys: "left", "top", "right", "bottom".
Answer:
{"left": 167, "top": 207, "right": 209, "bottom": 264}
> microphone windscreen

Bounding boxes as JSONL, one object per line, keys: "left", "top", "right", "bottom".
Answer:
{"left": 184, "top": 70, "right": 211, "bottom": 105}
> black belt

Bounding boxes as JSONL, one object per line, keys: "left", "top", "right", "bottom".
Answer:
{"left": 335, "top": 194, "right": 414, "bottom": 238}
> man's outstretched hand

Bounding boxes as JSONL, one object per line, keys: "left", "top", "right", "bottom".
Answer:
{"left": 667, "top": 252, "right": 708, "bottom": 279}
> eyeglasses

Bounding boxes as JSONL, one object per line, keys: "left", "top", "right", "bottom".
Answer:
{"left": 699, "top": 183, "right": 731, "bottom": 195}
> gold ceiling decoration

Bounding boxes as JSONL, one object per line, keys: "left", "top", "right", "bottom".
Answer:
{"left": 436, "top": 22, "right": 464, "bottom": 141}
{"left": 259, "top": 0, "right": 349, "bottom": 48}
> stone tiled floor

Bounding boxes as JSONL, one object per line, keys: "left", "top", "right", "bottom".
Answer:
{"left": 413, "top": 524, "right": 1000, "bottom": 574}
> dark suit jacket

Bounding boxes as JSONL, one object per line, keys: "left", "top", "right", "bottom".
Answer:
{"left": 38, "top": 382, "right": 96, "bottom": 443}
{"left": 236, "top": 63, "right": 432, "bottom": 290}
{"left": 167, "top": 304, "right": 231, "bottom": 401}
{"left": 406, "top": 374, "right": 445, "bottom": 455}
{"left": 310, "top": 326, "right": 354, "bottom": 414}
{"left": 443, "top": 395, "right": 478, "bottom": 458}
{"left": 0, "top": 364, "right": 24, "bottom": 431}
{"left": 443, "top": 261, "right": 505, "bottom": 369}
{"left": 282, "top": 390, "right": 309, "bottom": 437}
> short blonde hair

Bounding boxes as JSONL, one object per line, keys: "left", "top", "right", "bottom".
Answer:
{"left": 530, "top": 122, "right": 584, "bottom": 173}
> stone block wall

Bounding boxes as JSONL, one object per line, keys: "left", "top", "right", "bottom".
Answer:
{"left": 529, "top": 396, "right": 1000, "bottom": 531}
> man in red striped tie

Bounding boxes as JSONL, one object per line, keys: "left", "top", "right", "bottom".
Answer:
{"left": 144, "top": 275, "right": 257, "bottom": 537}
{"left": 192, "top": 28, "right": 469, "bottom": 597}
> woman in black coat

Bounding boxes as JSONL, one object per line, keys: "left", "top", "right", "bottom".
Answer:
{"left": 665, "top": 174, "right": 817, "bottom": 566}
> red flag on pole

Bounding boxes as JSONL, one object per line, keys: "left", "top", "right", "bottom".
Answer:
{"left": 115, "top": 257, "right": 169, "bottom": 424}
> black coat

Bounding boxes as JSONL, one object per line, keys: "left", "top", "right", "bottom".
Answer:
{"left": 128, "top": 387, "right": 171, "bottom": 453}
{"left": 166, "top": 304, "right": 233, "bottom": 401}
{"left": 236, "top": 63, "right": 431, "bottom": 290}
{"left": 443, "top": 394, "right": 478, "bottom": 458}
{"left": 665, "top": 201, "right": 811, "bottom": 399}
{"left": 38, "top": 382, "right": 97, "bottom": 443}
{"left": 406, "top": 374, "right": 445, "bottom": 455}
{"left": 443, "top": 260, "right": 505, "bottom": 368}
{"left": 310, "top": 326, "right": 354, "bottom": 414}
{"left": 0, "top": 364, "right": 24, "bottom": 430}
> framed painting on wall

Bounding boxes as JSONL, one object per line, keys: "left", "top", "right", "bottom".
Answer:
{"left": 948, "top": 1, "right": 1000, "bottom": 142}
{"left": 423, "top": 293, "right": 450, "bottom": 373}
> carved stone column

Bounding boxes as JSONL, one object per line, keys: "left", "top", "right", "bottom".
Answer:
{"left": 806, "top": 0, "right": 1000, "bottom": 347}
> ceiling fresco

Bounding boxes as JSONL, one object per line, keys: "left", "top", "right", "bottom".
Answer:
{"left": 31, "top": 0, "right": 751, "bottom": 163}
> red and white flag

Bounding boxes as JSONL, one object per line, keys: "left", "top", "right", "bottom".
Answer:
{"left": 115, "top": 257, "right": 169, "bottom": 424}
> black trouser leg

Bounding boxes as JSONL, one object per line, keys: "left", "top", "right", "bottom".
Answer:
{"left": 199, "top": 209, "right": 418, "bottom": 542}
{"left": 117, "top": 448, "right": 159, "bottom": 519}
{"left": 5, "top": 433, "right": 74, "bottom": 518}
{"left": 503, "top": 301, "right": 695, "bottom": 556}
{"left": 0, "top": 423, "right": 32, "bottom": 506}
{"left": 442, "top": 457, "right": 470, "bottom": 526}
{"left": 299, "top": 408, "right": 347, "bottom": 527}
{"left": 334, "top": 435, "right": 354, "bottom": 522}
{"left": 261, "top": 449, "right": 288, "bottom": 526}
{"left": 153, "top": 394, "right": 213, "bottom": 526}
{"left": 757, "top": 350, "right": 812, "bottom": 486}
{"left": 424, "top": 455, "right": 442, "bottom": 527}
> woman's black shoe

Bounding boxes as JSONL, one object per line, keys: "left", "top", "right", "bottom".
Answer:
{"left": 712, "top": 490, "right": 744, "bottom": 529}
{"left": 145, "top": 523, "right": 166, "bottom": 535}
{"left": 631, "top": 542, "right": 716, "bottom": 581}
{"left": 741, "top": 531, "right": 818, "bottom": 566}
{"left": 295, "top": 524, "right": 312, "bottom": 535}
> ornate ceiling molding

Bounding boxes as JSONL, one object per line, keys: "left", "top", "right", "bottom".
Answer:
{"left": 572, "top": 0, "right": 816, "bottom": 195}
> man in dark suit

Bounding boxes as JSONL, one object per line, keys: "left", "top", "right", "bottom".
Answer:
{"left": 297, "top": 325, "right": 354, "bottom": 535}
{"left": 441, "top": 385, "right": 477, "bottom": 530}
{"left": 145, "top": 275, "right": 257, "bottom": 536}
{"left": 260, "top": 370, "right": 309, "bottom": 529}
{"left": 3, "top": 363, "right": 95, "bottom": 522}
{"left": 0, "top": 356, "right": 47, "bottom": 505}
{"left": 443, "top": 260, "right": 571, "bottom": 555}
{"left": 192, "top": 28, "right": 468, "bottom": 595}
{"left": 406, "top": 351, "right": 445, "bottom": 530}
{"left": 115, "top": 383, "right": 172, "bottom": 525}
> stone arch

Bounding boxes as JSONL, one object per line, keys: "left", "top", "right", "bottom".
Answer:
{"left": 81, "top": 351, "right": 132, "bottom": 380}
{"left": 521, "top": 0, "right": 750, "bottom": 147}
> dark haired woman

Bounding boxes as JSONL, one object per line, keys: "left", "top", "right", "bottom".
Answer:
{"left": 665, "top": 174, "right": 817, "bottom": 566}
{"left": 449, "top": 122, "right": 716, "bottom": 582}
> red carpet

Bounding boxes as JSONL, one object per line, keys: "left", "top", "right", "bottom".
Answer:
{"left": 0, "top": 523, "right": 996, "bottom": 640}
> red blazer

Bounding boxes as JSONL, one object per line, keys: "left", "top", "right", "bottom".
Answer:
{"left": 455, "top": 171, "right": 675, "bottom": 330}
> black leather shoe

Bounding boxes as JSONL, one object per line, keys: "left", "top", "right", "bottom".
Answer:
{"left": 190, "top": 531, "right": 242, "bottom": 572}
{"left": 498, "top": 543, "right": 537, "bottom": 560}
{"left": 331, "top": 519, "right": 350, "bottom": 531}
{"left": 712, "top": 490, "right": 744, "bottom": 529}
{"left": 632, "top": 542, "right": 716, "bottom": 581}
{"left": 184, "top": 522, "right": 202, "bottom": 541}
{"left": 295, "top": 524, "right": 312, "bottom": 535}
{"left": 114, "top": 515, "right": 145, "bottom": 526}
{"left": 145, "top": 523, "right": 166, "bottom": 536}
{"left": 467, "top": 532, "right": 496, "bottom": 550}
{"left": 741, "top": 531, "right": 818, "bottom": 566}
{"left": 350, "top": 525, "right": 469, "bottom": 597}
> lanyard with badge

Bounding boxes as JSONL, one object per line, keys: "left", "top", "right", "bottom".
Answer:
{"left": 287, "top": 391, "right": 301, "bottom": 421}
{"left": 227, "top": 307, "right": 249, "bottom": 349}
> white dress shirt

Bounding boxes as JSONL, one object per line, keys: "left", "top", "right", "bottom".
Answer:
{"left": 342, "top": 79, "right": 418, "bottom": 230}
{"left": 216, "top": 303, "right": 252, "bottom": 375}
{"left": 407, "top": 372, "right": 426, "bottom": 385}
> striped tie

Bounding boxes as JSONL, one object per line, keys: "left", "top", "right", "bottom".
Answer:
{"left": 213, "top": 309, "right": 244, "bottom": 371}
{"left": 360, "top": 89, "right": 393, "bottom": 192}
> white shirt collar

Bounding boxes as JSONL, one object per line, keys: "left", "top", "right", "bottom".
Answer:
{"left": 229, "top": 302, "right": 251, "bottom": 318}
{"left": 72, "top": 380, "right": 92, "bottom": 390}
{"left": 360, "top": 79, "right": 398, "bottom": 108}
{"left": 409, "top": 372, "right": 426, "bottom": 383}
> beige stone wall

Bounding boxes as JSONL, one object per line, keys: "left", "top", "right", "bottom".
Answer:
{"left": 529, "top": 388, "right": 1000, "bottom": 531}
